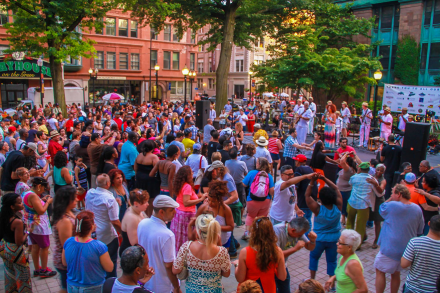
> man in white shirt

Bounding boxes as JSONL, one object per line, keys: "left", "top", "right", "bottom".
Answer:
{"left": 185, "top": 143, "right": 208, "bottom": 176}
{"left": 203, "top": 119, "right": 216, "bottom": 143}
{"left": 255, "top": 136, "right": 273, "bottom": 163}
{"left": 220, "top": 122, "right": 233, "bottom": 138}
{"left": 340, "top": 101, "right": 351, "bottom": 138}
{"left": 224, "top": 100, "right": 232, "bottom": 113}
{"left": 237, "top": 109, "right": 248, "bottom": 131}
{"left": 308, "top": 97, "right": 316, "bottom": 135}
{"left": 359, "top": 102, "right": 373, "bottom": 148}
{"left": 379, "top": 107, "right": 393, "bottom": 141}
{"left": 85, "top": 174, "right": 122, "bottom": 278}
{"left": 397, "top": 107, "right": 409, "bottom": 145}
{"left": 48, "top": 113, "right": 59, "bottom": 131}
{"left": 137, "top": 195, "right": 180, "bottom": 293}
{"left": 293, "top": 99, "right": 303, "bottom": 113}
{"left": 296, "top": 101, "right": 312, "bottom": 145}
{"left": 209, "top": 104, "right": 216, "bottom": 120}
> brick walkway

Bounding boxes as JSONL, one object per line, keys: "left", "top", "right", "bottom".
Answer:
{"left": 0, "top": 224, "right": 408, "bottom": 293}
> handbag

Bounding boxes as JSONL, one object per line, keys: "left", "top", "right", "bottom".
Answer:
{"left": 194, "top": 156, "right": 204, "bottom": 189}
{"left": 176, "top": 241, "right": 191, "bottom": 280}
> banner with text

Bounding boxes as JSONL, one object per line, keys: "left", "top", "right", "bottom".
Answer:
{"left": 383, "top": 83, "right": 440, "bottom": 115}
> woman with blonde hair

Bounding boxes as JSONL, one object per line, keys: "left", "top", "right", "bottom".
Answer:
{"left": 173, "top": 213, "right": 231, "bottom": 293}
{"left": 235, "top": 122, "right": 244, "bottom": 149}
{"left": 268, "top": 130, "right": 283, "bottom": 171}
{"left": 234, "top": 217, "right": 286, "bottom": 292}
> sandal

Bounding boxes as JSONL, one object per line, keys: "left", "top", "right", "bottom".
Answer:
{"left": 372, "top": 243, "right": 378, "bottom": 249}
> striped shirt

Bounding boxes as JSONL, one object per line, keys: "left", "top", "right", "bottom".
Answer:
{"left": 403, "top": 236, "right": 440, "bottom": 293}
{"left": 268, "top": 138, "right": 280, "bottom": 154}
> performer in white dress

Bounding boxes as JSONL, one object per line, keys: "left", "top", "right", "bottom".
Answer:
{"left": 359, "top": 102, "right": 373, "bottom": 148}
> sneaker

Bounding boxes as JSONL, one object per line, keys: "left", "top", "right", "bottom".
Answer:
{"left": 241, "top": 231, "right": 250, "bottom": 240}
{"left": 39, "top": 267, "right": 57, "bottom": 278}
{"left": 33, "top": 270, "right": 41, "bottom": 277}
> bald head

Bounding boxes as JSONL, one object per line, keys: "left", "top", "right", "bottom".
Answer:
{"left": 421, "top": 160, "right": 430, "bottom": 168}
{"left": 96, "top": 174, "right": 111, "bottom": 189}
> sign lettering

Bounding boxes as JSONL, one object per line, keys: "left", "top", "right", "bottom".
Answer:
{"left": 0, "top": 58, "right": 51, "bottom": 78}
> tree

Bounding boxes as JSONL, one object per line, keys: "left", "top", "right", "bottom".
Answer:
{"left": 254, "top": 0, "right": 382, "bottom": 101}
{"left": 129, "top": 0, "right": 295, "bottom": 113}
{"left": 1, "top": 0, "right": 117, "bottom": 114}
{"left": 394, "top": 35, "right": 420, "bottom": 85}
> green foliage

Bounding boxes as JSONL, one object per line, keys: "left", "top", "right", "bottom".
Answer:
{"left": 434, "top": 76, "right": 440, "bottom": 86}
{"left": 253, "top": 0, "right": 381, "bottom": 101}
{"left": 394, "top": 35, "right": 420, "bottom": 85}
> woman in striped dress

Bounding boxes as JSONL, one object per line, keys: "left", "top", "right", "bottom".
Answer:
{"left": 268, "top": 130, "right": 283, "bottom": 173}
{"left": 323, "top": 104, "right": 337, "bottom": 148}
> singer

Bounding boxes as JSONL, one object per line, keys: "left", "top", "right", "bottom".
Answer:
{"left": 296, "top": 101, "right": 312, "bottom": 145}
{"left": 379, "top": 107, "right": 393, "bottom": 141}
{"left": 359, "top": 102, "right": 373, "bottom": 148}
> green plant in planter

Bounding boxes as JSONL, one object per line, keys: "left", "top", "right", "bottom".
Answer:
{"left": 394, "top": 35, "right": 420, "bottom": 85}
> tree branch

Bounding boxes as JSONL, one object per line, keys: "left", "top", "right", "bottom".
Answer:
{"left": 9, "top": 0, "right": 36, "bottom": 15}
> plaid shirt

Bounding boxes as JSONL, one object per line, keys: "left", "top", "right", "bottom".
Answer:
{"left": 283, "top": 136, "right": 299, "bottom": 158}
{"left": 189, "top": 125, "right": 198, "bottom": 140}
{"left": 348, "top": 173, "right": 377, "bottom": 210}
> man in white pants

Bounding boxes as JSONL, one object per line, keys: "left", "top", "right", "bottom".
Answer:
{"left": 359, "top": 102, "right": 373, "bottom": 148}
{"left": 340, "top": 101, "right": 351, "bottom": 138}
{"left": 296, "top": 102, "right": 312, "bottom": 145}
{"left": 397, "top": 107, "right": 409, "bottom": 145}
{"left": 308, "top": 97, "right": 316, "bottom": 135}
{"left": 379, "top": 107, "right": 393, "bottom": 141}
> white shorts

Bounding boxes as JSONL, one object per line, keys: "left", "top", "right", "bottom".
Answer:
{"left": 374, "top": 251, "right": 402, "bottom": 274}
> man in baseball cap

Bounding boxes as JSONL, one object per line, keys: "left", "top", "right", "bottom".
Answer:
{"left": 379, "top": 106, "right": 393, "bottom": 141}
{"left": 137, "top": 194, "right": 179, "bottom": 292}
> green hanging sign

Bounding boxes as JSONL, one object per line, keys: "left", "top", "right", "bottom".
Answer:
{"left": 0, "top": 58, "right": 52, "bottom": 79}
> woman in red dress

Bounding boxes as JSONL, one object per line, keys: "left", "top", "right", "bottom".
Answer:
{"left": 246, "top": 109, "right": 256, "bottom": 133}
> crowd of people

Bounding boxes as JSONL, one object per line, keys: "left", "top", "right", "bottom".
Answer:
{"left": 0, "top": 96, "right": 438, "bottom": 293}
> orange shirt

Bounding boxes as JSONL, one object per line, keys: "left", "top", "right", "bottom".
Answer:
{"left": 406, "top": 183, "right": 427, "bottom": 205}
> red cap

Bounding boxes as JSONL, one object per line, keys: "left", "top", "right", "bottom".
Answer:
{"left": 292, "top": 154, "right": 307, "bottom": 162}
{"left": 8, "top": 126, "right": 16, "bottom": 133}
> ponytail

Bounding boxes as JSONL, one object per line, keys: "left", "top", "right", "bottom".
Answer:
{"left": 195, "top": 213, "right": 220, "bottom": 246}
{"left": 206, "top": 218, "right": 221, "bottom": 247}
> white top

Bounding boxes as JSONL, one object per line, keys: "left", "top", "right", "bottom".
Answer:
{"left": 398, "top": 113, "right": 409, "bottom": 131}
{"left": 341, "top": 107, "right": 351, "bottom": 123}
{"left": 210, "top": 109, "right": 216, "bottom": 120}
{"left": 173, "top": 124, "right": 180, "bottom": 136}
{"left": 85, "top": 187, "right": 119, "bottom": 245}
{"left": 138, "top": 216, "right": 176, "bottom": 293}
{"left": 220, "top": 127, "right": 233, "bottom": 137}
{"left": 294, "top": 104, "right": 304, "bottom": 114}
{"left": 238, "top": 114, "right": 248, "bottom": 127}
{"left": 309, "top": 102, "right": 316, "bottom": 117}
{"left": 361, "top": 108, "right": 372, "bottom": 125}
{"left": 270, "top": 179, "right": 296, "bottom": 222}
{"left": 298, "top": 108, "right": 312, "bottom": 127}
{"left": 48, "top": 118, "right": 58, "bottom": 130}
{"left": 255, "top": 146, "right": 273, "bottom": 163}
{"left": 173, "top": 159, "right": 182, "bottom": 173}
{"left": 93, "top": 121, "right": 102, "bottom": 133}
{"left": 111, "top": 279, "right": 142, "bottom": 293}
{"left": 381, "top": 114, "right": 393, "bottom": 132}
{"left": 185, "top": 154, "right": 209, "bottom": 175}
{"left": 335, "top": 117, "right": 343, "bottom": 129}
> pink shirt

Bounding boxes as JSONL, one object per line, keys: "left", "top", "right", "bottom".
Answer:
{"left": 176, "top": 183, "right": 198, "bottom": 212}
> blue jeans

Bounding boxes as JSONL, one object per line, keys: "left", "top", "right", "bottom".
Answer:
{"left": 106, "top": 238, "right": 119, "bottom": 279}
{"left": 300, "top": 207, "right": 313, "bottom": 236}
{"left": 340, "top": 191, "right": 351, "bottom": 216}
{"left": 275, "top": 266, "right": 290, "bottom": 293}
{"left": 67, "top": 284, "right": 103, "bottom": 293}
{"left": 309, "top": 241, "right": 338, "bottom": 276}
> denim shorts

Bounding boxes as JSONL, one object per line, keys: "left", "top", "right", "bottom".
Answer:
{"left": 56, "top": 268, "right": 67, "bottom": 289}
{"left": 67, "top": 283, "right": 103, "bottom": 293}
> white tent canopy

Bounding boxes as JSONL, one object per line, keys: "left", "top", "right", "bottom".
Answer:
{"left": 263, "top": 92, "right": 274, "bottom": 97}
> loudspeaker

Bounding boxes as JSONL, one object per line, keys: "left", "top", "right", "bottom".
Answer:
{"left": 195, "top": 100, "right": 211, "bottom": 129}
{"left": 401, "top": 122, "right": 430, "bottom": 176}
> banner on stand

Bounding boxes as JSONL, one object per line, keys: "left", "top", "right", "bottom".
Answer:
{"left": 383, "top": 83, "right": 440, "bottom": 115}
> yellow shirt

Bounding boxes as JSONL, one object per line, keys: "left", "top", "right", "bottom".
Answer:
{"left": 38, "top": 125, "right": 49, "bottom": 135}
{"left": 182, "top": 138, "right": 195, "bottom": 154}
{"left": 253, "top": 129, "right": 269, "bottom": 147}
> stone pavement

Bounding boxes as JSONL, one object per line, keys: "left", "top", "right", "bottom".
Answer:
{"left": 0, "top": 223, "right": 408, "bottom": 293}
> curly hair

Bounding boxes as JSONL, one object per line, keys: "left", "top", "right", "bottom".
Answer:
{"left": 327, "top": 104, "right": 336, "bottom": 113}
{"left": 249, "top": 216, "right": 279, "bottom": 272}
{"left": 295, "top": 279, "right": 325, "bottom": 293}
{"left": 239, "top": 280, "right": 262, "bottom": 293}
{"left": 173, "top": 166, "right": 194, "bottom": 196}
{"left": 54, "top": 151, "right": 68, "bottom": 169}
{"left": 129, "top": 189, "right": 150, "bottom": 205}
{"left": 208, "top": 180, "right": 228, "bottom": 204}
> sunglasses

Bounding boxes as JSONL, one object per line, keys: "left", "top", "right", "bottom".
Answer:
{"left": 255, "top": 217, "right": 269, "bottom": 229}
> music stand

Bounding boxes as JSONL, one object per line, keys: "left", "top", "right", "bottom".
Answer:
{"left": 348, "top": 118, "right": 361, "bottom": 147}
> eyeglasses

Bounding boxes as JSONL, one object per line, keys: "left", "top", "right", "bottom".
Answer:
{"left": 337, "top": 241, "right": 349, "bottom": 246}
{"left": 282, "top": 172, "right": 294, "bottom": 177}
{"left": 255, "top": 217, "right": 269, "bottom": 229}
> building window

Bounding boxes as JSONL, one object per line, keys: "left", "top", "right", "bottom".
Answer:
{"left": 131, "top": 53, "right": 139, "bottom": 70}
{"left": 190, "top": 30, "right": 196, "bottom": 44}
{"left": 170, "top": 81, "right": 185, "bottom": 95}
{"left": 190, "top": 53, "right": 195, "bottom": 70}
{"left": 164, "top": 24, "right": 171, "bottom": 41}
{"left": 106, "top": 18, "right": 116, "bottom": 36}
{"left": 208, "top": 78, "right": 215, "bottom": 89}
{"left": 151, "top": 50, "right": 157, "bottom": 68}
{"left": 151, "top": 27, "right": 158, "bottom": 40}
{"left": 120, "top": 53, "right": 128, "bottom": 70}
{"left": 119, "top": 19, "right": 128, "bottom": 37}
{"left": 107, "top": 52, "right": 116, "bottom": 69}
{"left": 421, "top": 42, "right": 440, "bottom": 70}
{"left": 198, "top": 62, "right": 204, "bottom": 73}
{"left": 255, "top": 37, "right": 264, "bottom": 48}
{"left": 173, "top": 28, "right": 180, "bottom": 42}
{"left": 374, "top": 45, "right": 397, "bottom": 70}
{"left": 197, "top": 79, "right": 203, "bottom": 89}
{"left": 95, "top": 18, "right": 104, "bottom": 34}
{"left": 95, "top": 51, "right": 104, "bottom": 69}
{"left": 0, "top": 45, "right": 8, "bottom": 56}
{"left": 163, "top": 51, "right": 171, "bottom": 69}
{"left": 172, "top": 52, "right": 179, "bottom": 70}
{"left": 236, "top": 60, "right": 244, "bottom": 72}
{"left": 130, "top": 21, "right": 138, "bottom": 38}
{"left": 0, "top": 6, "right": 7, "bottom": 25}
{"left": 65, "top": 56, "right": 82, "bottom": 66}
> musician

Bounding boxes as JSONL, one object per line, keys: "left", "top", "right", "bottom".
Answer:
{"left": 340, "top": 101, "right": 351, "bottom": 138}
{"left": 308, "top": 97, "right": 317, "bottom": 135}
{"left": 296, "top": 101, "right": 313, "bottom": 145}
{"left": 293, "top": 99, "right": 304, "bottom": 113}
{"left": 209, "top": 104, "right": 216, "bottom": 120}
{"left": 359, "top": 102, "right": 373, "bottom": 148}
{"left": 397, "top": 107, "right": 409, "bottom": 145}
{"left": 377, "top": 104, "right": 387, "bottom": 119}
{"left": 379, "top": 107, "right": 393, "bottom": 141}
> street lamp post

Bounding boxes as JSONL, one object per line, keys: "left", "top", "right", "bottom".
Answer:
{"left": 154, "top": 64, "right": 160, "bottom": 101}
{"left": 37, "top": 57, "right": 44, "bottom": 105}
{"left": 248, "top": 70, "right": 253, "bottom": 100}
{"left": 189, "top": 71, "right": 196, "bottom": 101}
{"left": 182, "top": 65, "right": 189, "bottom": 105}
{"left": 88, "top": 68, "right": 99, "bottom": 107}
{"left": 372, "top": 69, "right": 383, "bottom": 127}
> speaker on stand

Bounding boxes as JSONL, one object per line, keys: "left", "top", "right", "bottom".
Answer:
{"left": 401, "top": 122, "right": 431, "bottom": 176}
{"left": 195, "top": 100, "right": 211, "bottom": 129}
